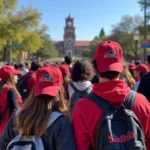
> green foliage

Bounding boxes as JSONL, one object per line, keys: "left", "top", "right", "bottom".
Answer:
{"left": 99, "top": 28, "right": 105, "bottom": 38}
{"left": 81, "top": 48, "right": 91, "bottom": 57}
{"left": 109, "top": 15, "right": 143, "bottom": 59}
{"left": 89, "top": 15, "right": 145, "bottom": 60}
{"left": 0, "top": 0, "right": 50, "bottom": 61}
{"left": 35, "top": 34, "right": 58, "bottom": 60}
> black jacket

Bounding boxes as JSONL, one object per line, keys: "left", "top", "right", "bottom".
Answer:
{"left": 137, "top": 72, "right": 150, "bottom": 102}
{"left": 0, "top": 113, "right": 75, "bottom": 150}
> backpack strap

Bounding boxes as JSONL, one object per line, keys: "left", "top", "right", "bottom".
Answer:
{"left": 46, "top": 111, "right": 63, "bottom": 129}
{"left": 124, "top": 90, "right": 137, "bottom": 110}
{"left": 86, "top": 93, "right": 111, "bottom": 111}
{"left": 70, "top": 82, "right": 91, "bottom": 94}
{"left": 86, "top": 90, "right": 137, "bottom": 112}
{"left": 69, "top": 82, "right": 80, "bottom": 92}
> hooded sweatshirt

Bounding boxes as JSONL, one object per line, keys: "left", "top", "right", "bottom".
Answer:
{"left": 72, "top": 80, "right": 150, "bottom": 150}
{"left": 68, "top": 81, "right": 92, "bottom": 99}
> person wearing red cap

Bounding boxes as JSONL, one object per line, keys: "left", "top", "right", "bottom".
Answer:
{"left": 128, "top": 63, "right": 136, "bottom": 77}
{"left": 0, "top": 65, "right": 22, "bottom": 135}
{"left": 17, "top": 61, "right": 41, "bottom": 101}
{"left": 133, "top": 64, "right": 149, "bottom": 91}
{"left": 0, "top": 66, "right": 75, "bottom": 150}
{"left": 72, "top": 41, "right": 150, "bottom": 150}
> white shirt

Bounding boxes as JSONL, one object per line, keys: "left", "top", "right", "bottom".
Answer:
{"left": 68, "top": 81, "right": 92, "bottom": 99}
{"left": 21, "top": 68, "right": 29, "bottom": 76}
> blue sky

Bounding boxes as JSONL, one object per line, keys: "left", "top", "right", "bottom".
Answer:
{"left": 18, "top": 0, "right": 142, "bottom": 41}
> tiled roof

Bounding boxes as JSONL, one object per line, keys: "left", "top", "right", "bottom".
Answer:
{"left": 75, "top": 41, "right": 91, "bottom": 47}
{"left": 53, "top": 41, "right": 91, "bottom": 47}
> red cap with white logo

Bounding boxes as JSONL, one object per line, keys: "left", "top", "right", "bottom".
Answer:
{"left": 94, "top": 41, "right": 124, "bottom": 73}
{"left": 34, "top": 66, "right": 63, "bottom": 97}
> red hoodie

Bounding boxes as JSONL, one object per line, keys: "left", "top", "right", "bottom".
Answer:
{"left": 23, "top": 71, "right": 36, "bottom": 93}
{"left": 72, "top": 80, "right": 150, "bottom": 150}
{"left": 0, "top": 85, "right": 22, "bottom": 134}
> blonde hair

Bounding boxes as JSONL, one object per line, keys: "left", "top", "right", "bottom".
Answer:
{"left": 0, "top": 75, "right": 20, "bottom": 97}
{"left": 122, "top": 62, "right": 135, "bottom": 89}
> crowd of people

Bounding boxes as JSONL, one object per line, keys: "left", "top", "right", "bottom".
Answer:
{"left": 0, "top": 40, "right": 149, "bottom": 150}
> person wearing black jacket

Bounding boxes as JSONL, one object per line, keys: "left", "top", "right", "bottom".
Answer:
{"left": 0, "top": 66, "right": 75, "bottom": 150}
{"left": 137, "top": 55, "right": 150, "bottom": 102}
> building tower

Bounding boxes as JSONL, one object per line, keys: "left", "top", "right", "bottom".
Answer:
{"left": 64, "top": 15, "right": 76, "bottom": 56}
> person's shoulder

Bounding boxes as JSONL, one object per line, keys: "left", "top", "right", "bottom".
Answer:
{"left": 134, "top": 92, "right": 150, "bottom": 111}
{"left": 142, "top": 72, "right": 150, "bottom": 80}
{"left": 46, "top": 115, "right": 71, "bottom": 133}
{"left": 74, "top": 97, "right": 99, "bottom": 112}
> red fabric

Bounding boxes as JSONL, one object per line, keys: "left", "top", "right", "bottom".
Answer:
{"left": 34, "top": 66, "right": 63, "bottom": 96}
{"left": 135, "top": 64, "right": 149, "bottom": 73}
{"left": 0, "top": 65, "right": 20, "bottom": 80}
{"left": 0, "top": 86, "right": 11, "bottom": 135}
{"left": 94, "top": 41, "right": 123, "bottom": 73}
{"left": 59, "top": 64, "right": 70, "bottom": 74}
{"left": 129, "top": 63, "right": 136, "bottom": 70}
{"left": 0, "top": 86, "right": 22, "bottom": 135}
{"left": 24, "top": 72, "right": 36, "bottom": 93}
{"left": 72, "top": 80, "right": 150, "bottom": 150}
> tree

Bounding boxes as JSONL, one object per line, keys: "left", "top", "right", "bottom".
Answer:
{"left": 138, "top": 0, "right": 150, "bottom": 19}
{"left": 0, "top": 1, "right": 44, "bottom": 61}
{"left": 81, "top": 48, "right": 91, "bottom": 57}
{"left": 35, "top": 34, "right": 58, "bottom": 60}
{"left": 99, "top": 28, "right": 105, "bottom": 38}
{"left": 108, "top": 15, "right": 143, "bottom": 59}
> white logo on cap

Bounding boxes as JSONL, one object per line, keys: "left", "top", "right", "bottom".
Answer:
{"left": 104, "top": 50, "right": 118, "bottom": 58}
{"left": 39, "top": 73, "right": 54, "bottom": 83}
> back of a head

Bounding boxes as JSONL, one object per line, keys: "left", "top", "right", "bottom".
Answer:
{"left": 135, "top": 61, "right": 141, "bottom": 66}
{"left": 19, "top": 63, "right": 25, "bottom": 69}
{"left": 93, "top": 41, "right": 123, "bottom": 80}
{"left": 15, "top": 66, "right": 69, "bottom": 137}
{"left": 64, "top": 55, "right": 72, "bottom": 65}
{"left": 147, "top": 54, "right": 150, "bottom": 64}
{"left": 71, "top": 60, "right": 93, "bottom": 82}
{"left": 30, "top": 61, "right": 41, "bottom": 71}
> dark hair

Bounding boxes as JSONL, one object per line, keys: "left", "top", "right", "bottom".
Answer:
{"left": 71, "top": 60, "right": 93, "bottom": 82}
{"left": 92, "top": 60, "right": 120, "bottom": 80}
{"left": 30, "top": 61, "right": 41, "bottom": 71}
{"left": 14, "top": 64, "right": 19, "bottom": 70}
{"left": 129, "top": 69, "right": 134, "bottom": 77}
{"left": 135, "top": 61, "right": 141, "bottom": 66}
{"left": 147, "top": 54, "right": 150, "bottom": 64}
{"left": 64, "top": 55, "right": 72, "bottom": 65}
{"left": 19, "top": 63, "right": 25, "bottom": 68}
{"left": 25, "top": 62, "right": 29, "bottom": 67}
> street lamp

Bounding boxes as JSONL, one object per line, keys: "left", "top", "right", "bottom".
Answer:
{"left": 134, "top": 30, "right": 140, "bottom": 62}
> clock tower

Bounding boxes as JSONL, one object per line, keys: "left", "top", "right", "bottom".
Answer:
{"left": 64, "top": 15, "right": 76, "bottom": 56}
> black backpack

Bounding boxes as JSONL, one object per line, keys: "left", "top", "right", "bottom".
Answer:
{"left": 87, "top": 90, "right": 146, "bottom": 150}
{"left": 17, "top": 74, "right": 30, "bottom": 100}
{"left": 68, "top": 82, "right": 91, "bottom": 116}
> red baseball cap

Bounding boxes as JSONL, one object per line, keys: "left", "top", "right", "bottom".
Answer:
{"left": 59, "top": 64, "right": 70, "bottom": 74}
{"left": 129, "top": 63, "right": 136, "bottom": 70}
{"left": 94, "top": 41, "right": 124, "bottom": 73}
{"left": 34, "top": 66, "right": 63, "bottom": 97}
{"left": 0, "top": 65, "right": 20, "bottom": 80}
{"left": 135, "top": 64, "right": 149, "bottom": 74}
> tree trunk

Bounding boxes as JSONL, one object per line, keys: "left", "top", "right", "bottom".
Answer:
{"left": 2, "top": 47, "right": 8, "bottom": 61}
